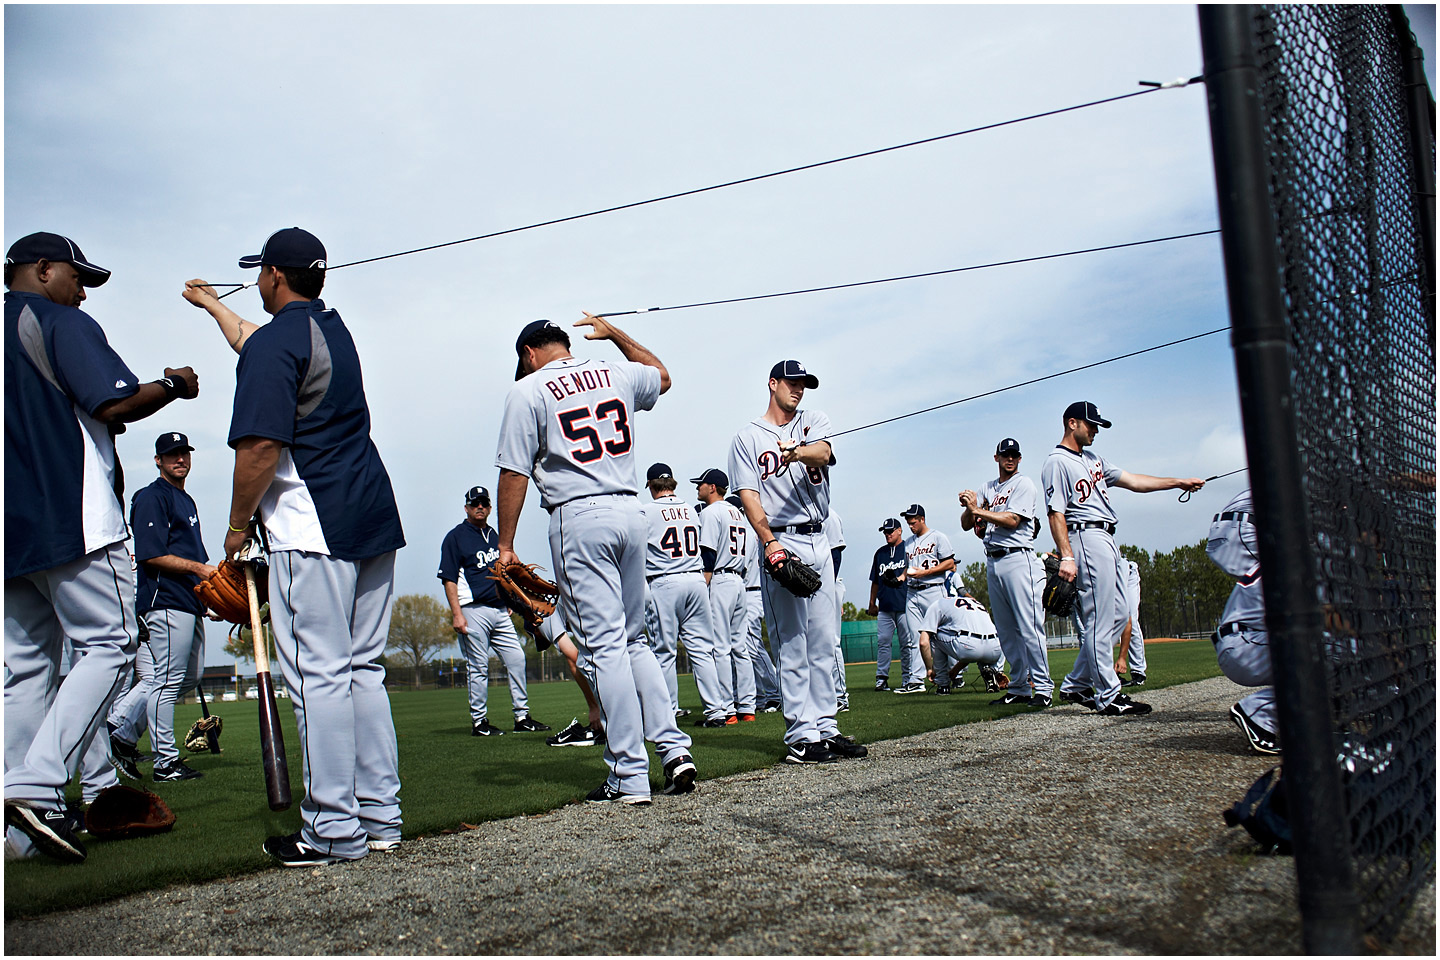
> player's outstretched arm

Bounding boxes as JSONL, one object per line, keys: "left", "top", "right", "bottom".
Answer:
{"left": 1113, "top": 471, "right": 1204, "bottom": 494}
{"left": 183, "top": 280, "right": 259, "bottom": 354}
{"left": 575, "top": 312, "right": 671, "bottom": 393}
{"left": 93, "top": 366, "right": 200, "bottom": 425}
{"left": 495, "top": 468, "right": 530, "bottom": 565}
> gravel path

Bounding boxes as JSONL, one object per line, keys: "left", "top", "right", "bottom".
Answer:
{"left": 7, "top": 676, "right": 1434, "bottom": 955}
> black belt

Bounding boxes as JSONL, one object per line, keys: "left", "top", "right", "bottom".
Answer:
{"left": 647, "top": 571, "right": 697, "bottom": 583}
{"left": 954, "top": 630, "right": 997, "bottom": 641}
{"left": 1068, "top": 521, "right": 1116, "bottom": 534}
{"left": 712, "top": 569, "right": 742, "bottom": 576}
{"left": 772, "top": 522, "right": 822, "bottom": 535}
{"left": 908, "top": 582, "right": 940, "bottom": 590}
{"left": 1214, "top": 511, "right": 1254, "bottom": 523}
{"left": 1212, "top": 621, "right": 1254, "bottom": 642}
{"left": 746, "top": 586, "right": 761, "bottom": 592}
{"left": 986, "top": 546, "right": 1029, "bottom": 559}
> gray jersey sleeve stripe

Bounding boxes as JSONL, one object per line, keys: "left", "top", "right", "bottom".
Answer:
{"left": 296, "top": 318, "right": 333, "bottom": 419}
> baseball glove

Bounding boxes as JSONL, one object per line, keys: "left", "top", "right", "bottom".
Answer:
{"left": 980, "top": 664, "right": 1010, "bottom": 693}
{"left": 194, "top": 559, "right": 267, "bottom": 625}
{"left": 84, "top": 784, "right": 176, "bottom": 841}
{"left": 879, "top": 571, "right": 905, "bottom": 589}
{"left": 763, "top": 546, "right": 822, "bottom": 598}
{"left": 1042, "top": 554, "right": 1078, "bottom": 617}
{"left": 184, "top": 715, "right": 222, "bottom": 754}
{"left": 490, "top": 560, "right": 558, "bottom": 627}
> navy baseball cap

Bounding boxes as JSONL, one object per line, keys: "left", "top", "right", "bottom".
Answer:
{"left": 514, "top": 319, "right": 568, "bottom": 380}
{"left": 879, "top": 518, "right": 902, "bottom": 533}
{"left": 155, "top": 432, "right": 193, "bottom": 456}
{"left": 465, "top": 485, "right": 490, "bottom": 506}
{"left": 646, "top": 463, "right": 674, "bottom": 483}
{"left": 5, "top": 232, "right": 111, "bottom": 287}
{"left": 1063, "top": 400, "right": 1112, "bottom": 429}
{"left": 996, "top": 438, "right": 1022, "bottom": 456}
{"left": 238, "top": 228, "right": 328, "bottom": 270}
{"left": 690, "top": 468, "right": 728, "bottom": 488}
{"left": 769, "top": 360, "right": 819, "bottom": 388}
{"left": 900, "top": 504, "right": 925, "bottom": 519}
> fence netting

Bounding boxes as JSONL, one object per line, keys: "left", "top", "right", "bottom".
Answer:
{"left": 1251, "top": 4, "right": 1435, "bottom": 942}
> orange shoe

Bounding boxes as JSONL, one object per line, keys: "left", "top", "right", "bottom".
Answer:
{"left": 724, "top": 714, "right": 738, "bottom": 725}
{"left": 737, "top": 713, "right": 757, "bottom": 722}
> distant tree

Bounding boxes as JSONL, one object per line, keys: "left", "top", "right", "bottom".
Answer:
{"left": 960, "top": 561, "right": 990, "bottom": 610}
{"left": 222, "top": 620, "right": 275, "bottom": 665}
{"left": 842, "top": 601, "right": 875, "bottom": 622}
{"left": 1119, "top": 541, "right": 1232, "bottom": 637}
{"left": 387, "top": 594, "right": 452, "bottom": 689}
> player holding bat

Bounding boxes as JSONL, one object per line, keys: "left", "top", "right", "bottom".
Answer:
{"left": 185, "top": 227, "right": 406, "bottom": 866}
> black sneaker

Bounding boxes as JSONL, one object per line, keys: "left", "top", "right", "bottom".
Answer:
{"left": 472, "top": 720, "right": 505, "bottom": 737}
{"left": 1229, "top": 703, "right": 1281, "bottom": 754}
{"left": 661, "top": 754, "right": 697, "bottom": 795}
{"left": 4, "top": 799, "right": 86, "bottom": 863}
{"left": 953, "top": 671, "right": 966, "bottom": 690}
{"left": 695, "top": 716, "right": 729, "bottom": 728}
{"left": 674, "top": 708, "right": 692, "bottom": 718}
{"left": 980, "top": 666, "right": 1004, "bottom": 694}
{"left": 837, "top": 700, "right": 850, "bottom": 713}
{"left": 513, "top": 715, "right": 552, "bottom": 733}
{"left": 1097, "top": 694, "right": 1153, "bottom": 716}
{"left": 781, "top": 741, "right": 838, "bottom": 765}
{"left": 585, "top": 782, "right": 651, "bottom": 805}
{"left": 153, "top": 761, "right": 203, "bottom": 781}
{"left": 1060, "top": 690, "right": 1097, "bottom": 710}
{"left": 1028, "top": 694, "right": 1053, "bottom": 708}
{"left": 990, "top": 693, "right": 1030, "bottom": 706}
{"left": 935, "top": 685, "right": 952, "bottom": 696}
{"left": 874, "top": 678, "right": 890, "bottom": 691}
{"left": 107, "top": 723, "right": 144, "bottom": 781}
{"left": 547, "top": 719, "right": 600, "bottom": 747}
{"left": 760, "top": 701, "right": 782, "bottom": 713}
{"left": 1123, "top": 672, "right": 1147, "bottom": 688}
{"left": 263, "top": 831, "right": 352, "bottom": 867}
{"left": 823, "top": 734, "right": 868, "bottom": 759}
{"left": 893, "top": 682, "right": 926, "bottom": 695}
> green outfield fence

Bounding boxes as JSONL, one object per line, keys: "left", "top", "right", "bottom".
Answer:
{"left": 1201, "top": 5, "right": 1436, "bottom": 951}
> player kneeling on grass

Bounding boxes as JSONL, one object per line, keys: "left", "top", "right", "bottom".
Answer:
{"left": 918, "top": 595, "right": 1006, "bottom": 693}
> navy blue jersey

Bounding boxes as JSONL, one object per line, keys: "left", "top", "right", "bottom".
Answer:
{"left": 131, "top": 476, "right": 208, "bottom": 615}
{"left": 869, "top": 542, "right": 908, "bottom": 613}
{"left": 437, "top": 521, "right": 504, "bottom": 607}
{"left": 5, "top": 291, "right": 138, "bottom": 578}
{"left": 228, "top": 299, "right": 404, "bottom": 561}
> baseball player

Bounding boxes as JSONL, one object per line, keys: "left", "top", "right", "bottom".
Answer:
{"left": 695, "top": 469, "right": 758, "bottom": 721}
{"left": 960, "top": 438, "right": 1053, "bottom": 706}
{"left": 897, "top": 505, "right": 957, "bottom": 692}
{"left": 733, "top": 494, "right": 782, "bottom": 711}
{"left": 130, "top": 431, "right": 217, "bottom": 780}
{"left": 1207, "top": 489, "right": 1278, "bottom": 753}
{"left": 530, "top": 613, "right": 605, "bottom": 747}
{"left": 727, "top": 359, "right": 866, "bottom": 764}
{"left": 438, "top": 485, "right": 551, "bottom": 736}
{"left": 918, "top": 595, "right": 1005, "bottom": 687}
{"left": 1042, "top": 401, "right": 1202, "bottom": 716}
{"left": 1116, "top": 559, "right": 1147, "bottom": 687}
{"left": 107, "top": 613, "right": 156, "bottom": 780}
{"left": 867, "top": 518, "right": 918, "bottom": 692}
{"left": 186, "top": 227, "right": 406, "bottom": 865}
{"left": 5, "top": 232, "right": 199, "bottom": 863}
{"left": 496, "top": 315, "right": 696, "bottom": 804}
{"left": 643, "top": 463, "right": 731, "bottom": 726}
{"left": 822, "top": 511, "right": 849, "bottom": 711}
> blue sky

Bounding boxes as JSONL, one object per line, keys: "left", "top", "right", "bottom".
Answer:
{"left": 7, "top": 4, "right": 1434, "bottom": 669}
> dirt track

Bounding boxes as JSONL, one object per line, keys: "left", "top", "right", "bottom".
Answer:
{"left": 6, "top": 676, "right": 1434, "bottom": 955}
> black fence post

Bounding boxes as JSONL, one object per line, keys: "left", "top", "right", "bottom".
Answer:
{"left": 1387, "top": 4, "right": 1437, "bottom": 340}
{"left": 1197, "top": 5, "right": 1361, "bottom": 954}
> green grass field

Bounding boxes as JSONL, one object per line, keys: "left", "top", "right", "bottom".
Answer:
{"left": 5, "top": 641, "right": 1221, "bottom": 918}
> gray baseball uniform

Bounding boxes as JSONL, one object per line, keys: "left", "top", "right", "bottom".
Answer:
{"left": 740, "top": 532, "right": 781, "bottom": 705}
{"left": 1207, "top": 490, "right": 1275, "bottom": 738}
{"left": 981, "top": 474, "right": 1052, "bottom": 698}
{"left": 920, "top": 596, "right": 1004, "bottom": 676}
{"left": 700, "top": 498, "right": 756, "bottom": 715}
{"left": 1122, "top": 559, "right": 1147, "bottom": 678}
{"left": 903, "top": 529, "right": 954, "bottom": 686}
{"left": 823, "top": 512, "right": 848, "bottom": 708}
{"left": 497, "top": 356, "right": 691, "bottom": 799}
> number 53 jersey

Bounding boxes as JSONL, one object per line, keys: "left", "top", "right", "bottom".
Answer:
{"left": 496, "top": 356, "right": 660, "bottom": 509}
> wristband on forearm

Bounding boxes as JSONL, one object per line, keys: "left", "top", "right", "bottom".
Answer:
{"left": 154, "top": 376, "right": 183, "bottom": 400}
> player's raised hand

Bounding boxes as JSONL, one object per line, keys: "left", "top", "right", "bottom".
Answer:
{"left": 575, "top": 311, "right": 614, "bottom": 340}
{"left": 164, "top": 366, "right": 200, "bottom": 399}
{"left": 1178, "top": 477, "right": 1206, "bottom": 492}
{"left": 182, "top": 279, "right": 220, "bottom": 308}
{"left": 958, "top": 489, "right": 978, "bottom": 509}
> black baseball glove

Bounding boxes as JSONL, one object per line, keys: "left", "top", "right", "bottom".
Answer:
{"left": 184, "top": 715, "right": 222, "bottom": 754}
{"left": 1042, "top": 554, "right": 1078, "bottom": 617}
{"left": 763, "top": 545, "right": 822, "bottom": 598}
{"left": 880, "top": 571, "right": 905, "bottom": 589}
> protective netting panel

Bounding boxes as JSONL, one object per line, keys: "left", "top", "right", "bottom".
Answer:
{"left": 1252, "top": 5, "right": 1436, "bottom": 942}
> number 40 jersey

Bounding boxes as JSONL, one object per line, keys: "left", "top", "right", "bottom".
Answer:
{"left": 496, "top": 357, "right": 660, "bottom": 509}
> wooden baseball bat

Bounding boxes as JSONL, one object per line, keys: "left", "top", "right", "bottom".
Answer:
{"left": 246, "top": 563, "right": 291, "bottom": 811}
{"left": 196, "top": 680, "right": 222, "bottom": 754}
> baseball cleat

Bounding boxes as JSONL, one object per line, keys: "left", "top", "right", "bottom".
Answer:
{"left": 893, "top": 682, "right": 926, "bottom": 695}
{"left": 674, "top": 708, "right": 692, "bottom": 718}
{"left": 471, "top": 719, "right": 505, "bottom": 737}
{"left": 837, "top": 700, "right": 850, "bottom": 713}
{"left": 366, "top": 837, "right": 402, "bottom": 852}
{"left": 263, "top": 831, "right": 353, "bottom": 867}
{"left": 1060, "top": 690, "right": 1097, "bottom": 710}
{"left": 724, "top": 714, "right": 738, "bottom": 725}
{"left": 980, "top": 666, "right": 1006, "bottom": 694}
{"left": 1028, "top": 695, "right": 1054, "bottom": 708}
{"left": 513, "top": 715, "right": 552, "bottom": 733}
{"left": 1230, "top": 703, "right": 1281, "bottom": 754}
{"left": 781, "top": 741, "right": 838, "bottom": 765}
{"left": 695, "top": 717, "right": 729, "bottom": 728}
{"left": 107, "top": 724, "right": 145, "bottom": 780}
{"left": 547, "top": 719, "right": 601, "bottom": 747}
{"left": 874, "top": 678, "right": 890, "bottom": 691}
{"left": 1097, "top": 693, "right": 1153, "bottom": 716}
{"left": 989, "top": 693, "right": 1030, "bottom": 706}
{"left": 823, "top": 734, "right": 868, "bottom": 759}
{"left": 736, "top": 713, "right": 757, "bottom": 722}
{"left": 152, "top": 761, "right": 203, "bottom": 781}
{"left": 661, "top": 754, "right": 698, "bottom": 795}
{"left": 585, "top": 782, "right": 651, "bottom": 806}
{"left": 934, "top": 685, "right": 952, "bottom": 696}
{"left": 1123, "top": 672, "right": 1147, "bottom": 688}
{"left": 4, "top": 799, "right": 86, "bottom": 864}
{"left": 760, "top": 700, "right": 782, "bottom": 713}
{"left": 107, "top": 749, "right": 142, "bottom": 782}
{"left": 952, "top": 671, "right": 966, "bottom": 690}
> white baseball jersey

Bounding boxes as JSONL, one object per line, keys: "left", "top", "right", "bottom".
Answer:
{"left": 1041, "top": 445, "right": 1123, "bottom": 523}
{"left": 980, "top": 474, "right": 1040, "bottom": 549}
{"left": 1206, "top": 488, "right": 1259, "bottom": 578}
{"left": 903, "top": 529, "right": 953, "bottom": 585}
{"left": 643, "top": 495, "right": 703, "bottom": 576}
{"left": 495, "top": 357, "right": 660, "bottom": 509}
{"left": 822, "top": 512, "right": 845, "bottom": 551}
{"left": 742, "top": 532, "right": 761, "bottom": 587}
{"left": 699, "top": 500, "right": 749, "bottom": 574}
{"left": 920, "top": 595, "right": 998, "bottom": 639}
{"left": 727, "top": 410, "right": 833, "bottom": 526}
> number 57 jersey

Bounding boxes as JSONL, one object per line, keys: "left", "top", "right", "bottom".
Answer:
{"left": 496, "top": 357, "right": 660, "bottom": 509}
